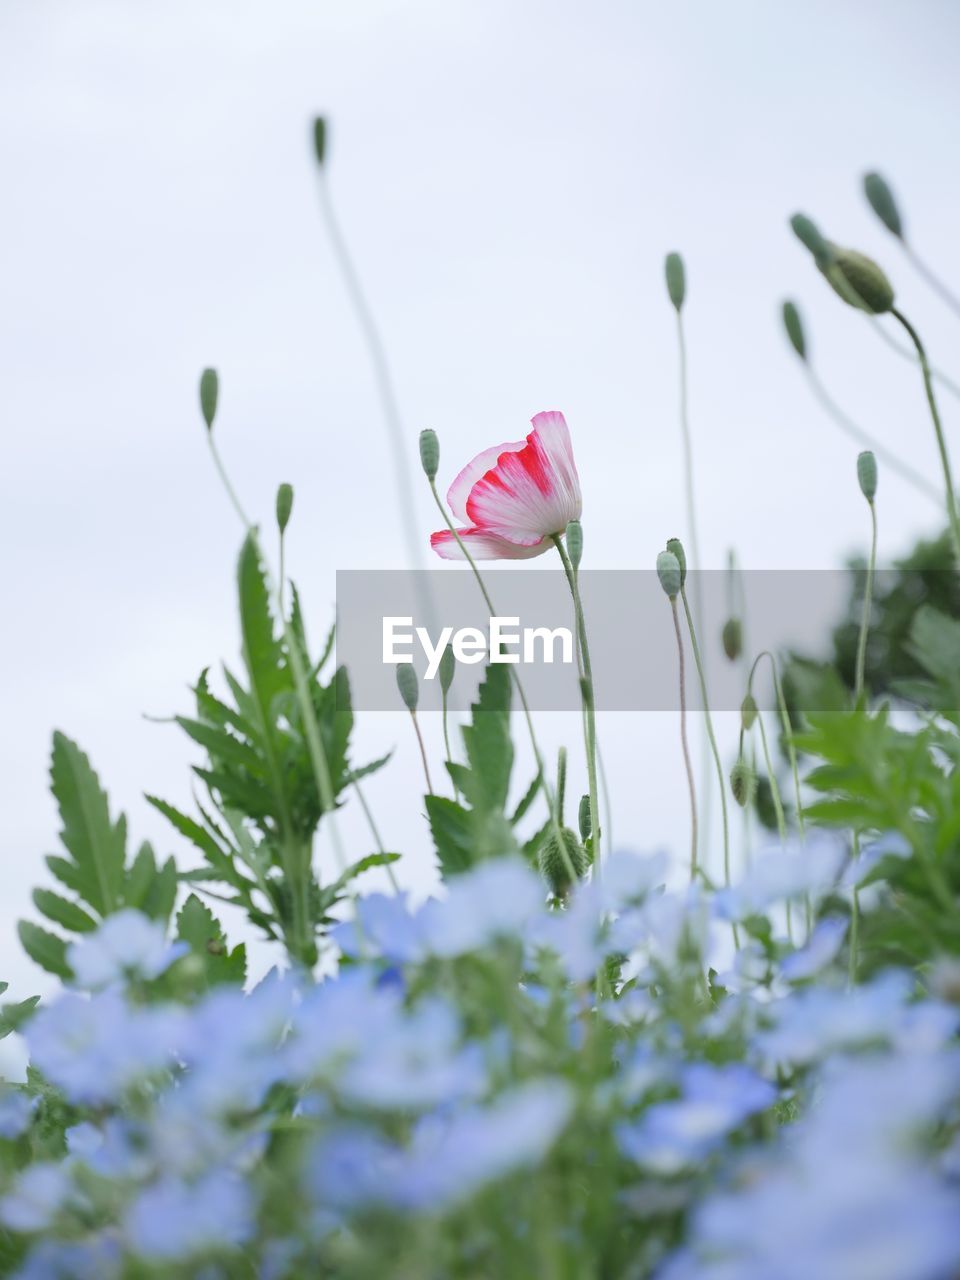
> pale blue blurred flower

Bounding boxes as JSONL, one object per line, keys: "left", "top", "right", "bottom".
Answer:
{"left": 67, "top": 909, "right": 185, "bottom": 990}
{"left": 26, "top": 992, "right": 184, "bottom": 1105}
{"left": 618, "top": 1064, "right": 774, "bottom": 1173}
{"left": 0, "top": 1163, "right": 76, "bottom": 1232}
{"left": 594, "top": 850, "right": 668, "bottom": 912}
{"left": 533, "top": 887, "right": 606, "bottom": 982}
{"left": 780, "top": 918, "right": 848, "bottom": 982}
{"left": 714, "top": 833, "right": 845, "bottom": 920}
{"left": 12, "top": 1238, "right": 121, "bottom": 1280}
{"left": 124, "top": 1171, "right": 253, "bottom": 1260}
{"left": 284, "top": 969, "right": 402, "bottom": 1083}
{"left": 842, "top": 832, "right": 911, "bottom": 888}
{"left": 420, "top": 857, "right": 545, "bottom": 957}
{"left": 0, "top": 1090, "right": 33, "bottom": 1141}
{"left": 337, "top": 996, "right": 487, "bottom": 1110}
{"left": 332, "top": 891, "right": 429, "bottom": 964}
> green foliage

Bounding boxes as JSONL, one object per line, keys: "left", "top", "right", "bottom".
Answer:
{"left": 0, "top": 983, "right": 39, "bottom": 1040}
{"left": 176, "top": 894, "right": 247, "bottom": 986}
{"left": 427, "top": 663, "right": 539, "bottom": 876}
{"left": 150, "top": 534, "right": 391, "bottom": 964}
{"left": 18, "top": 735, "right": 178, "bottom": 978}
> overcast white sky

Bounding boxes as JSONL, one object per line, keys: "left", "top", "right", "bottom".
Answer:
{"left": 3, "top": 0, "right": 960, "bottom": 1012}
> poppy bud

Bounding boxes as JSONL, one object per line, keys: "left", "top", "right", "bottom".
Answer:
{"left": 863, "top": 172, "right": 903, "bottom": 239}
{"left": 857, "top": 450, "right": 878, "bottom": 503}
{"left": 665, "top": 538, "right": 687, "bottom": 586}
{"left": 438, "top": 644, "right": 455, "bottom": 695}
{"left": 276, "top": 483, "right": 294, "bottom": 534}
{"left": 665, "top": 252, "right": 686, "bottom": 311}
{"left": 741, "top": 692, "right": 758, "bottom": 730}
{"left": 730, "top": 759, "right": 756, "bottom": 807}
{"left": 312, "top": 117, "right": 327, "bottom": 168}
{"left": 199, "top": 368, "right": 219, "bottom": 430}
{"left": 781, "top": 301, "right": 807, "bottom": 361}
{"left": 395, "top": 663, "right": 419, "bottom": 713}
{"left": 419, "top": 429, "right": 440, "bottom": 482}
{"left": 566, "top": 520, "right": 583, "bottom": 570}
{"left": 722, "top": 618, "right": 742, "bottom": 661}
{"left": 578, "top": 793, "right": 591, "bottom": 842}
{"left": 790, "top": 213, "right": 832, "bottom": 266}
{"left": 538, "top": 827, "right": 589, "bottom": 899}
{"left": 656, "top": 551, "right": 682, "bottom": 600}
{"left": 823, "top": 248, "right": 895, "bottom": 315}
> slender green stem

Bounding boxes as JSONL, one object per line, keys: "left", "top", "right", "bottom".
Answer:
{"left": 670, "top": 597, "right": 698, "bottom": 880}
{"left": 679, "top": 586, "right": 730, "bottom": 886}
{"left": 805, "top": 367, "right": 940, "bottom": 503}
{"left": 855, "top": 502, "right": 878, "bottom": 700}
{"left": 441, "top": 686, "right": 459, "bottom": 801}
{"left": 351, "top": 774, "right": 401, "bottom": 894}
{"left": 749, "top": 651, "right": 805, "bottom": 837}
{"left": 426, "top": 480, "right": 573, "bottom": 880}
{"left": 755, "top": 709, "right": 792, "bottom": 942}
{"left": 674, "top": 315, "right": 704, "bottom": 625}
{"left": 206, "top": 435, "right": 253, "bottom": 529}
{"left": 551, "top": 535, "right": 601, "bottom": 870}
{"left": 903, "top": 241, "right": 960, "bottom": 322}
{"left": 891, "top": 307, "right": 960, "bottom": 566}
{"left": 410, "top": 709, "right": 434, "bottom": 795}
{"left": 316, "top": 176, "right": 422, "bottom": 575}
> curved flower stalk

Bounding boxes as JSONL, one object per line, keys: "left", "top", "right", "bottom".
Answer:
{"left": 429, "top": 411, "right": 582, "bottom": 559}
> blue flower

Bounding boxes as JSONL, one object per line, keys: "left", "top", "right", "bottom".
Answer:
{"left": 780, "top": 918, "right": 848, "bottom": 982}
{"left": 67, "top": 909, "right": 185, "bottom": 990}
{"left": 12, "top": 1238, "right": 121, "bottom": 1280}
{"left": 420, "top": 858, "right": 545, "bottom": 957}
{"left": 714, "top": 833, "right": 845, "bottom": 920}
{"left": 124, "top": 1171, "right": 253, "bottom": 1260}
{"left": 0, "top": 1163, "right": 76, "bottom": 1232}
{"left": 332, "top": 891, "right": 429, "bottom": 965}
{"left": 0, "top": 1090, "right": 33, "bottom": 1141}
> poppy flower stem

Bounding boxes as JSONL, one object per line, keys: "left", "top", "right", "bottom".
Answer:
{"left": 669, "top": 596, "right": 698, "bottom": 881}
{"left": 678, "top": 586, "right": 730, "bottom": 888}
{"left": 426, "top": 480, "right": 576, "bottom": 885}
{"left": 890, "top": 307, "right": 960, "bottom": 567}
{"left": 550, "top": 534, "right": 602, "bottom": 873}
{"left": 409, "top": 709, "right": 434, "bottom": 796}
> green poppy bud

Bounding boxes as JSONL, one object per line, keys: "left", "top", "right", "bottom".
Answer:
{"left": 721, "top": 618, "right": 742, "bottom": 662}
{"left": 275, "top": 483, "right": 294, "bottom": 534}
{"left": 823, "top": 248, "right": 895, "bottom": 315}
{"left": 781, "top": 300, "right": 807, "bottom": 361}
{"left": 656, "top": 550, "right": 682, "bottom": 600}
{"left": 578, "top": 793, "right": 591, "bottom": 843}
{"left": 438, "top": 644, "right": 455, "bottom": 695}
{"left": 199, "top": 368, "right": 219, "bottom": 430}
{"left": 665, "top": 252, "right": 686, "bottom": 311}
{"left": 312, "top": 117, "right": 327, "bottom": 168}
{"left": 419, "top": 428, "right": 439, "bottom": 482}
{"left": 395, "top": 663, "right": 419, "bottom": 713}
{"left": 566, "top": 520, "right": 583, "bottom": 570}
{"left": 538, "top": 827, "right": 589, "bottom": 899}
{"left": 730, "top": 758, "right": 757, "bottom": 808}
{"left": 857, "top": 450, "right": 878, "bottom": 503}
{"left": 863, "top": 172, "right": 903, "bottom": 240}
{"left": 790, "top": 213, "right": 832, "bottom": 266}
{"left": 741, "top": 692, "right": 758, "bottom": 730}
{"left": 665, "top": 537, "right": 687, "bottom": 586}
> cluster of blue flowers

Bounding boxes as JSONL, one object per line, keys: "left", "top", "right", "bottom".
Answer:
{"left": 1, "top": 842, "right": 958, "bottom": 1278}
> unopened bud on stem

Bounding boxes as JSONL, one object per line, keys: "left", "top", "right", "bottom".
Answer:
{"left": 419, "top": 429, "right": 440, "bottom": 482}
{"left": 863, "top": 172, "right": 903, "bottom": 239}
{"left": 781, "top": 301, "right": 807, "bottom": 361}
{"left": 656, "top": 551, "right": 682, "bottom": 600}
{"left": 665, "top": 252, "right": 686, "bottom": 311}
{"left": 199, "top": 368, "right": 219, "bottom": 430}
{"left": 396, "top": 663, "right": 419, "bottom": 713}
{"left": 857, "top": 450, "right": 878, "bottom": 503}
{"left": 276, "top": 483, "right": 294, "bottom": 534}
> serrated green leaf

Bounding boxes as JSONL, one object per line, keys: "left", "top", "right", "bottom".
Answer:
{"left": 146, "top": 796, "right": 235, "bottom": 876}
{"left": 425, "top": 796, "right": 474, "bottom": 875}
{"left": 32, "top": 889, "right": 98, "bottom": 934}
{"left": 343, "top": 751, "right": 393, "bottom": 785}
{"left": 18, "top": 922, "right": 71, "bottom": 979}
{"left": 176, "top": 894, "right": 245, "bottom": 985}
{"left": 510, "top": 769, "right": 543, "bottom": 826}
{"left": 49, "top": 732, "right": 126, "bottom": 915}
{"left": 175, "top": 717, "right": 266, "bottom": 776}
{"left": 0, "top": 996, "right": 40, "bottom": 1040}
{"left": 140, "top": 855, "right": 178, "bottom": 923}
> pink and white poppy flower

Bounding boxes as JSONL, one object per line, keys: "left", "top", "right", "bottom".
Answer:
{"left": 430, "top": 411, "right": 582, "bottom": 560}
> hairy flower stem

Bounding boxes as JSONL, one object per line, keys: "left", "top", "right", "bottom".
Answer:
{"left": 670, "top": 597, "right": 698, "bottom": 881}
{"left": 891, "top": 308, "right": 960, "bottom": 567}
{"left": 351, "top": 774, "right": 401, "bottom": 893}
{"left": 849, "top": 493, "right": 878, "bottom": 984}
{"left": 409, "top": 709, "right": 434, "bottom": 796}
{"left": 756, "top": 710, "right": 792, "bottom": 936}
{"left": 679, "top": 586, "right": 730, "bottom": 887}
{"left": 804, "top": 367, "right": 940, "bottom": 504}
{"left": 441, "top": 685, "right": 459, "bottom": 801}
{"left": 426, "top": 481, "right": 576, "bottom": 886}
{"left": 552, "top": 535, "right": 602, "bottom": 871}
